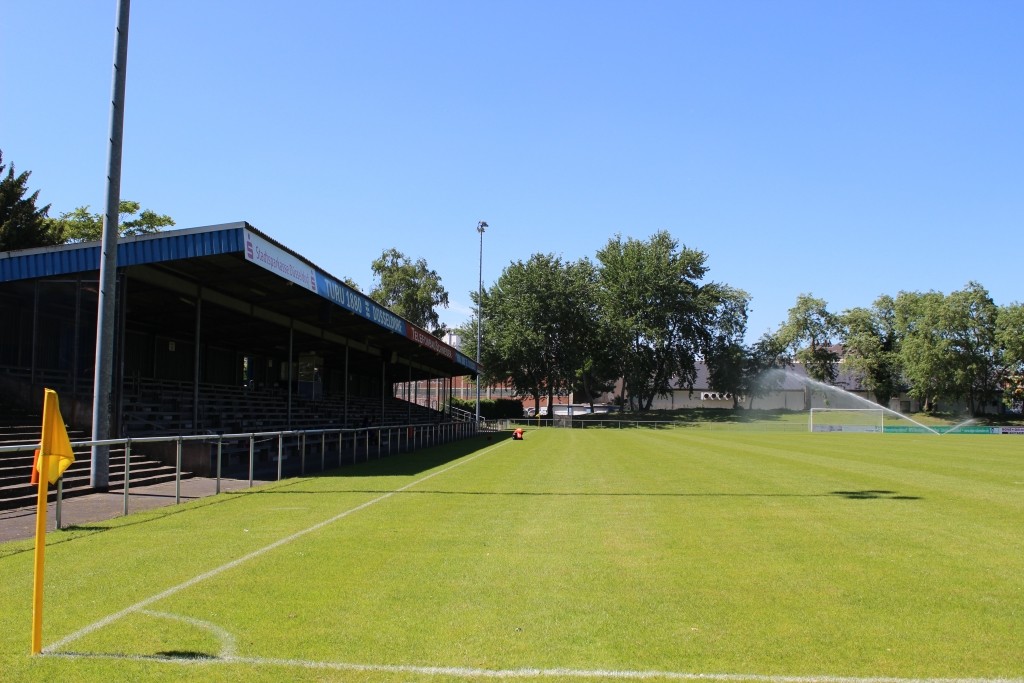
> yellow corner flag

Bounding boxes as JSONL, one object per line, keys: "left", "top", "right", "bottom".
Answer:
{"left": 37, "top": 389, "right": 75, "bottom": 485}
{"left": 31, "top": 388, "right": 75, "bottom": 655}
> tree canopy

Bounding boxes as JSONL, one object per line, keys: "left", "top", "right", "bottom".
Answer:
{"left": 0, "top": 151, "right": 61, "bottom": 251}
{"left": 703, "top": 286, "right": 752, "bottom": 408}
{"left": 45, "top": 200, "right": 175, "bottom": 243}
{"left": 771, "top": 282, "right": 1019, "bottom": 416}
{"left": 369, "top": 248, "right": 450, "bottom": 337}
{"left": 778, "top": 294, "right": 840, "bottom": 383}
{"left": 839, "top": 295, "right": 901, "bottom": 408}
{"left": 595, "top": 231, "right": 725, "bottom": 411}
{"left": 466, "top": 226, "right": 1020, "bottom": 417}
{"left": 467, "top": 253, "right": 606, "bottom": 414}
{"left": 996, "top": 303, "right": 1024, "bottom": 411}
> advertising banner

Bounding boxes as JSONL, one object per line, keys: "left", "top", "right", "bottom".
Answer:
{"left": 243, "top": 230, "right": 317, "bottom": 293}
{"left": 242, "top": 229, "right": 477, "bottom": 370}
{"left": 313, "top": 272, "right": 406, "bottom": 336}
{"left": 406, "top": 324, "right": 455, "bottom": 360}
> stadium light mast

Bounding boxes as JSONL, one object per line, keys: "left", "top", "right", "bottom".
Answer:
{"left": 91, "top": 0, "right": 131, "bottom": 491}
{"left": 475, "top": 221, "right": 487, "bottom": 425}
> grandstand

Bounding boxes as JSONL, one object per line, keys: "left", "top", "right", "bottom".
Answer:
{"left": 0, "top": 223, "right": 481, "bottom": 501}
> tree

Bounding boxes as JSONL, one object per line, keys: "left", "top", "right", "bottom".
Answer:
{"left": 840, "top": 295, "right": 902, "bottom": 408}
{"left": 777, "top": 294, "right": 841, "bottom": 409}
{"left": 467, "top": 255, "right": 556, "bottom": 414}
{"left": 470, "top": 253, "right": 602, "bottom": 415}
{"left": 704, "top": 286, "right": 751, "bottom": 408}
{"left": 0, "top": 151, "right": 62, "bottom": 251}
{"left": 596, "top": 231, "right": 718, "bottom": 411}
{"left": 369, "top": 248, "right": 450, "bottom": 336}
{"left": 558, "top": 258, "right": 617, "bottom": 408}
{"left": 742, "top": 330, "right": 792, "bottom": 409}
{"left": 894, "top": 290, "right": 949, "bottom": 413}
{"left": 941, "top": 282, "right": 1002, "bottom": 415}
{"left": 996, "top": 302, "right": 1024, "bottom": 412}
{"left": 46, "top": 200, "right": 174, "bottom": 243}
{"left": 895, "top": 283, "right": 1003, "bottom": 416}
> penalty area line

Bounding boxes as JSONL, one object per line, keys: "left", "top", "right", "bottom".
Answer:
{"left": 43, "top": 652, "right": 1024, "bottom": 683}
{"left": 45, "top": 437, "right": 510, "bottom": 653}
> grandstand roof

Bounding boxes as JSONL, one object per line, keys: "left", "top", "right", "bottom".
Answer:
{"left": 0, "top": 222, "right": 478, "bottom": 380}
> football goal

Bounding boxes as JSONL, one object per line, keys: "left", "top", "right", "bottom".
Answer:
{"left": 808, "top": 408, "right": 884, "bottom": 433}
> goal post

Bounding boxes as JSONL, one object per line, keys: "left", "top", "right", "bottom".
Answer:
{"left": 808, "top": 408, "right": 884, "bottom": 433}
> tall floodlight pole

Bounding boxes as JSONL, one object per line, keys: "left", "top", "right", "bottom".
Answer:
{"left": 475, "top": 221, "right": 487, "bottom": 424}
{"left": 91, "top": 0, "right": 131, "bottom": 491}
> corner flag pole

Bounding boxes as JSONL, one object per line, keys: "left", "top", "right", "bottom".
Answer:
{"left": 31, "top": 389, "right": 77, "bottom": 654}
{"left": 30, "top": 454, "right": 50, "bottom": 655}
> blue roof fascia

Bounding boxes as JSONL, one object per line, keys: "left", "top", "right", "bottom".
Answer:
{"left": 0, "top": 223, "right": 248, "bottom": 283}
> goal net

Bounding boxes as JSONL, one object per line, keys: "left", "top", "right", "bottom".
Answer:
{"left": 808, "top": 408, "right": 884, "bottom": 433}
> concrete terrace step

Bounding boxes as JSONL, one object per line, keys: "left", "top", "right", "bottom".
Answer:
{"left": 0, "top": 455, "right": 192, "bottom": 511}
{"left": 0, "top": 457, "right": 175, "bottom": 493}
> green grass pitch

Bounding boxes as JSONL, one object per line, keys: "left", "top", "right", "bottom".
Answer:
{"left": 1, "top": 428, "right": 1022, "bottom": 682}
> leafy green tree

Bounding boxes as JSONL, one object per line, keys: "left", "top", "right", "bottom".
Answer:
{"left": 471, "top": 253, "right": 601, "bottom": 415}
{"left": 704, "top": 286, "right": 751, "bottom": 408}
{"left": 894, "top": 290, "right": 949, "bottom": 412}
{"left": 467, "top": 255, "right": 557, "bottom": 414}
{"left": 559, "top": 258, "right": 617, "bottom": 408}
{"left": 742, "top": 330, "right": 792, "bottom": 409}
{"left": 370, "top": 248, "right": 450, "bottom": 336}
{"left": 996, "top": 303, "right": 1024, "bottom": 412}
{"left": 777, "top": 294, "right": 840, "bottom": 409}
{"left": 840, "top": 295, "right": 902, "bottom": 407}
{"left": 46, "top": 200, "right": 174, "bottom": 243}
{"left": 896, "top": 283, "right": 1003, "bottom": 415}
{"left": 0, "top": 151, "right": 62, "bottom": 251}
{"left": 941, "top": 282, "right": 1002, "bottom": 415}
{"left": 596, "top": 231, "right": 718, "bottom": 411}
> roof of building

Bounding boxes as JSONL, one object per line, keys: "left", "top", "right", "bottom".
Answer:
{"left": 0, "top": 222, "right": 477, "bottom": 379}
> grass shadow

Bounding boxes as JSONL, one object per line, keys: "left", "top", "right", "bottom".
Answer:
{"left": 155, "top": 650, "right": 217, "bottom": 660}
{"left": 306, "top": 435, "right": 505, "bottom": 479}
{"left": 831, "top": 489, "right": 922, "bottom": 500}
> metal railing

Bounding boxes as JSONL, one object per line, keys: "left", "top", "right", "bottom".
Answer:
{"left": 506, "top": 417, "right": 809, "bottom": 432}
{"left": 1, "top": 420, "right": 483, "bottom": 529}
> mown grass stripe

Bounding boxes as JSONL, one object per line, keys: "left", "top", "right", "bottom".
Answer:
{"left": 44, "top": 438, "right": 510, "bottom": 653}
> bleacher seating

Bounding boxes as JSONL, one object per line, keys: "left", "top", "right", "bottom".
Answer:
{"left": 0, "top": 394, "right": 190, "bottom": 510}
{"left": 117, "top": 378, "right": 451, "bottom": 478}
{"left": 122, "top": 379, "right": 446, "bottom": 437}
{"left": 1, "top": 372, "right": 453, "bottom": 501}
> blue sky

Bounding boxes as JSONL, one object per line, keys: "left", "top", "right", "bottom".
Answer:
{"left": 3, "top": 1, "right": 1021, "bottom": 342}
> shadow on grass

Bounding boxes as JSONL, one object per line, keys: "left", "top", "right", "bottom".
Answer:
{"left": 156, "top": 650, "right": 217, "bottom": 660}
{"left": 244, "top": 487, "right": 924, "bottom": 501}
{"left": 0, "top": 437, "right": 504, "bottom": 558}
{"left": 831, "top": 489, "right": 922, "bottom": 500}
{"left": 0, "top": 479, "right": 314, "bottom": 559}
{"left": 297, "top": 435, "right": 504, "bottom": 479}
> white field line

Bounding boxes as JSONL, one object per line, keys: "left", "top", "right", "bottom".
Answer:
{"left": 45, "top": 439, "right": 509, "bottom": 653}
{"left": 43, "top": 652, "right": 1024, "bottom": 683}
{"left": 138, "top": 609, "right": 237, "bottom": 658}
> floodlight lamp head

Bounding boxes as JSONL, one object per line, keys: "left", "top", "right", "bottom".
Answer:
{"left": 477, "top": 221, "right": 488, "bottom": 232}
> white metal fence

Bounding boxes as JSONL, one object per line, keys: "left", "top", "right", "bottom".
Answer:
{"left": 1, "top": 419, "right": 487, "bottom": 529}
